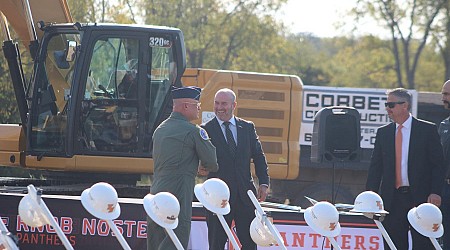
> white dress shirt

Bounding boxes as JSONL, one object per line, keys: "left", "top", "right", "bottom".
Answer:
{"left": 397, "top": 115, "right": 412, "bottom": 187}
{"left": 216, "top": 116, "right": 237, "bottom": 146}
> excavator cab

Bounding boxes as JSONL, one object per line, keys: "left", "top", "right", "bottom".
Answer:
{"left": 27, "top": 23, "right": 185, "bottom": 167}
{"left": 1, "top": 0, "right": 186, "bottom": 175}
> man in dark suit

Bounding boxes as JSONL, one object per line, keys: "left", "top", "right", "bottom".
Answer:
{"left": 366, "top": 88, "right": 445, "bottom": 250}
{"left": 439, "top": 79, "right": 450, "bottom": 250}
{"left": 201, "top": 88, "right": 270, "bottom": 250}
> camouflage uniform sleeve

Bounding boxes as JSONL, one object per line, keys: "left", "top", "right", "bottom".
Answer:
{"left": 193, "top": 126, "right": 218, "bottom": 172}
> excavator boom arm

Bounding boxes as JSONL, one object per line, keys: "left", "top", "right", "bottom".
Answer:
{"left": 0, "top": 0, "right": 72, "bottom": 45}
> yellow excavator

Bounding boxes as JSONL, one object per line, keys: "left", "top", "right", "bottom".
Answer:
{"left": 0, "top": 0, "right": 302, "bottom": 199}
{"left": 7, "top": 0, "right": 445, "bottom": 207}
{"left": 0, "top": 0, "right": 188, "bottom": 194}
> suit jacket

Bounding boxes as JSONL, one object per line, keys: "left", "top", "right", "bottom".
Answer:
{"left": 438, "top": 117, "right": 450, "bottom": 178}
{"left": 366, "top": 117, "right": 445, "bottom": 210}
{"left": 202, "top": 117, "right": 270, "bottom": 206}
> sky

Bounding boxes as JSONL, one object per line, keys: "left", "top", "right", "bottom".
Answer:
{"left": 277, "top": 0, "right": 389, "bottom": 38}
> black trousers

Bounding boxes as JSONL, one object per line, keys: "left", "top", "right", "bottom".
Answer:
{"left": 382, "top": 189, "right": 434, "bottom": 250}
{"left": 441, "top": 182, "right": 450, "bottom": 250}
{"left": 206, "top": 193, "right": 256, "bottom": 250}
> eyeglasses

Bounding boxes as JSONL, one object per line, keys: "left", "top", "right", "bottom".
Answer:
{"left": 184, "top": 102, "right": 201, "bottom": 108}
{"left": 384, "top": 101, "right": 405, "bottom": 108}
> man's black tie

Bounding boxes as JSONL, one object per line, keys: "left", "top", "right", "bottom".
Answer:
{"left": 224, "top": 121, "right": 237, "bottom": 156}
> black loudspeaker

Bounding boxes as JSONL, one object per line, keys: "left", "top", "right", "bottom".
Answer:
{"left": 311, "top": 106, "right": 361, "bottom": 163}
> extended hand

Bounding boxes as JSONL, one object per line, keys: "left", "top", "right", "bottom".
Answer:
{"left": 257, "top": 185, "right": 269, "bottom": 202}
{"left": 427, "top": 193, "right": 441, "bottom": 207}
{"left": 197, "top": 166, "right": 209, "bottom": 176}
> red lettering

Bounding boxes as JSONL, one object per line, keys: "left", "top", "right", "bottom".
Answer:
{"left": 123, "top": 220, "right": 137, "bottom": 238}
{"left": 54, "top": 235, "right": 61, "bottom": 245}
{"left": 1, "top": 218, "right": 8, "bottom": 226}
{"left": 324, "top": 237, "right": 339, "bottom": 248}
{"left": 291, "top": 232, "right": 305, "bottom": 247}
{"left": 30, "top": 233, "right": 38, "bottom": 244}
{"left": 97, "top": 220, "right": 110, "bottom": 236}
{"left": 369, "top": 236, "right": 380, "bottom": 250}
{"left": 45, "top": 217, "right": 57, "bottom": 233}
{"left": 45, "top": 234, "right": 54, "bottom": 244}
{"left": 279, "top": 232, "right": 288, "bottom": 246}
{"left": 354, "top": 235, "right": 366, "bottom": 249}
{"left": 341, "top": 234, "right": 352, "bottom": 249}
{"left": 16, "top": 232, "right": 22, "bottom": 242}
{"left": 137, "top": 221, "right": 147, "bottom": 238}
{"left": 82, "top": 218, "right": 97, "bottom": 235}
{"left": 33, "top": 226, "right": 45, "bottom": 233}
{"left": 60, "top": 217, "right": 73, "bottom": 234}
{"left": 17, "top": 232, "right": 76, "bottom": 246}
{"left": 39, "top": 234, "right": 46, "bottom": 243}
{"left": 16, "top": 216, "right": 29, "bottom": 232}
{"left": 309, "top": 233, "right": 322, "bottom": 248}
{"left": 112, "top": 220, "right": 124, "bottom": 236}
{"left": 325, "top": 237, "right": 331, "bottom": 248}
{"left": 22, "top": 233, "right": 29, "bottom": 243}
{"left": 46, "top": 224, "right": 55, "bottom": 233}
{"left": 69, "top": 235, "right": 76, "bottom": 246}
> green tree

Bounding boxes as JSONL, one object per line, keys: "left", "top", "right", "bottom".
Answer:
{"left": 431, "top": 0, "right": 450, "bottom": 80}
{"left": 354, "top": 0, "right": 448, "bottom": 89}
{"left": 67, "top": 0, "right": 135, "bottom": 23}
{"left": 282, "top": 34, "right": 332, "bottom": 85}
{"left": 0, "top": 56, "right": 20, "bottom": 123}
{"left": 0, "top": 26, "right": 33, "bottom": 124}
{"left": 140, "top": 0, "right": 287, "bottom": 70}
{"left": 326, "top": 36, "right": 397, "bottom": 88}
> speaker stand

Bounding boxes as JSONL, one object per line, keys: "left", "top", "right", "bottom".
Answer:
{"left": 332, "top": 161, "right": 336, "bottom": 204}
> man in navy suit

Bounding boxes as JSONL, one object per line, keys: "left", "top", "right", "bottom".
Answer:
{"left": 366, "top": 88, "right": 445, "bottom": 249}
{"left": 202, "top": 88, "right": 270, "bottom": 250}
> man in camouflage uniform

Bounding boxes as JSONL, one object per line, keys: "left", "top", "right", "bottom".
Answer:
{"left": 147, "top": 86, "right": 218, "bottom": 250}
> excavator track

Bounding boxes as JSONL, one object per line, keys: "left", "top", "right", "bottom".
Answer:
{"left": 0, "top": 176, "right": 150, "bottom": 198}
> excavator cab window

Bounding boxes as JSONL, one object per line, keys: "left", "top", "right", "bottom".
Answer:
{"left": 79, "top": 37, "right": 140, "bottom": 153}
{"left": 29, "top": 32, "right": 79, "bottom": 153}
{"left": 27, "top": 25, "right": 183, "bottom": 160}
{"left": 78, "top": 34, "right": 176, "bottom": 155}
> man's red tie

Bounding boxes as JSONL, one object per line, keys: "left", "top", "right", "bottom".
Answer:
{"left": 395, "top": 124, "right": 403, "bottom": 188}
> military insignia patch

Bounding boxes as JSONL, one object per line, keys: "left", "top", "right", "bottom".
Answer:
{"left": 199, "top": 128, "right": 209, "bottom": 140}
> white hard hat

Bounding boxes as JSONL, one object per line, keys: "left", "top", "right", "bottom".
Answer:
{"left": 194, "top": 178, "right": 230, "bottom": 215}
{"left": 408, "top": 203, "right": 444, "bottom": 238}
{"left": 81, "top": 182, "right": 121, "bottom": 220}
{"left": 18, "top": 195, "right": 48, "bottom": 227}
{"left": 0, "top": 232, "right": 19, "bottom": 249}
{"left": 304, "top": 201, "right": 341, "bottom": 237}
{"left": 143, "top": 192, "right": 179, "bottom": 230}
{"left": 250, "top": 216, "right": 277, "bottom": 246}
{"left": 350, "top": 191, "right": 388, "bottom": 214}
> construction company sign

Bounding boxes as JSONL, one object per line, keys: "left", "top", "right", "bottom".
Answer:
{"left": 300, "top": 86, "right": 418, "bottom": 149}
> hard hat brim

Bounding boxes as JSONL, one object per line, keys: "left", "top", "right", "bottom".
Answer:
{"left": 349, "top": 208, "right": 389, "bottom": 214}
{"left": 143, "top": 194, "right": 179, "bottom": 230}
{"left": 194, "top": 184, "right": 230, "bottom": 215}
{"left": 407, "top": 207, "right": 443, "bottom": 238}
{"left": 304, "top": 207, "right": 341, "bottom": 238}
{"left": 81, "top": 188, "right": 121, "bottom": 220}
{"left": 250, "top": 217, "right": 277, "bottom": 246}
